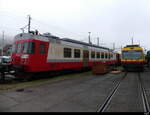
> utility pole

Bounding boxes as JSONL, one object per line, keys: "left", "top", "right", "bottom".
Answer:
{"left": 88, "top": 32, "right": 91, "bottom": 44}
{"left": 20, "top": 28, "right": 25, "bottom": 33}
{"left": 97, "top": 37, "right": 99, "bottom": 46}
{"left": 131, "top": 37, "right": 133, "bottom": 45}
{"left": 113, "top": 43, "right": 115, "bottom": 51}
{"left": 28, "top": 15, "right": 31, "bottom": 33}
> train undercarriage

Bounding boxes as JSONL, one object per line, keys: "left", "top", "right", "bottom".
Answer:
{"left": 0, "top": 64, "right": 92, "bottom": 82}
{"left": 122, "top": 63, "right": 144, "bottom": 72}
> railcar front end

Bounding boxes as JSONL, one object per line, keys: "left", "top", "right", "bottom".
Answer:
{"left": 121, "top": 45, "right": 145, "bottom": 71}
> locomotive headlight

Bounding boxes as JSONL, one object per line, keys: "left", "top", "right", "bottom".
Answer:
{"left": 21, "top": 54, "right": 29, "bottom": 59}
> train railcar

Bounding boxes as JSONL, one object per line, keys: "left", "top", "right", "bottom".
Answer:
{"left": 121, "top": 45, "right": 145, "bottom": 71}
{"left": 11, "top": 31, "right": 118, "bottom": 79}
{"left": 145, "top": 50, "right": 150, "bottom": 66}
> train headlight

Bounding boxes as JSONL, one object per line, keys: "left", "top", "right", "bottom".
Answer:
{"left": 21, "top": 54, "right": 29, "bottom": 59}
{"left": 21, "top": 54, "right": 29, "bottom": 64}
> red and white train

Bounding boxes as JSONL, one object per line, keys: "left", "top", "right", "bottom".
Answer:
{"left": 11, "top": 31, "right": 120, "bottom": 78}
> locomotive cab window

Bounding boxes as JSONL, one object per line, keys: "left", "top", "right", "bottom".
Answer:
{"left": 122, "top": 50, "right": 142, "bottom": 59}
{"left": 22, "top": 42, "right": 35, "bottom": 54}
{"left": 64, "top": 48, "right": 72, "bottom": 58}
{"left": 40, "top": 44, "right": 46, "bottom": 54}
{"left": 74, "top": 49, "right": 80, "bottom": 58}
{"left": 16, "top": 43, "right": 22, "bottom": 53}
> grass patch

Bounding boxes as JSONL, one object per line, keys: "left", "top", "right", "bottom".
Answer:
{"left": 0, "top": 71, "right": 92, "bottom": 93}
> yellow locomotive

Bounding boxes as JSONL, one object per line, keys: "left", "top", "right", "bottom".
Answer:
{"left": 121, "top": 45, "right": 145, "bottom": 71}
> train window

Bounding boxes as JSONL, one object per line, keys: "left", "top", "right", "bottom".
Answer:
{"left": 64, "top": 48, "right": 72, "bottom": 58}
{"left": 111, "top": 54, "right": 113, "bottom": 58}
{"left": 91, "top": 51, "right": 95, "bottom": 58}
{"left": 96, "top": 52, "right": 100, "bottom": 58}
{"left": 28, "top": 42, "right": 35, "bottom": 54}
{"left": 16, "top": 43, "right": 22, "bottom": 53}
{"left": 22, "top": 42, "right": 35, "bottom": 54}
{"left": 122, "top": 50, "right": 142, "bottom": 59}
{"left": 40, "top": 44, "right": 46, "bottom": 54}
{"left": 101, "top": 52, "right": 104, "bottom": 59}
{"left": 22, "top": 42, "right": 28, "bottom": 53}
{"left": 74, "top": 49, "right": 80, "bottom": 58}
{"left": 108, "top": 53, "right": 111, "bottom": 59}
{"left": 105, "top": 53, "right": 108, "bottom": 59}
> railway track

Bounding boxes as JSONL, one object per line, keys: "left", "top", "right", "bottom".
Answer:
{"left": 96, "top": 72, "right": 127, "bottom": 112}
{"left": 138, "top": 72, "right": 150, "bottom": 115}
{"left": 96, "top": 72, "right": 150, "bottom": 113}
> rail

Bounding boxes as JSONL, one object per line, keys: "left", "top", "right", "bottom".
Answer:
{"left": 96, "top": 72, "right": 127, "bottom": 112}
{"left": 138, "top": 72, "right": 150, "bottom": 115}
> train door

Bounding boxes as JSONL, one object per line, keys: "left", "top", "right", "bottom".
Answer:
{"left": 83, "top": 50, "right": 89, "bottom": 67}
{"left": 36, "top": 41, "right": 49, "bottom": 71}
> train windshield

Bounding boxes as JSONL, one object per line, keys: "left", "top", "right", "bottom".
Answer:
{"left": 12, "top": 43, "right": 22, "bottom": 53}
{"left": 12, "top": 42, "right": 35, "bottom": 54}
{"left": 22, "top": 42, "right": 35, "bottom": 54}
{"left": 122, "top": 50, "right": 142, "bottom": 59}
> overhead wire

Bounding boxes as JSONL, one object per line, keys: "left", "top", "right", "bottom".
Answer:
{"left": 32, "top": 18, "right": 88, "bottom": 40}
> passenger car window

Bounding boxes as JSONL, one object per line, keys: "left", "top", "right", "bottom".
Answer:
{"left": 101, "top": 52, "right": 104, "bottom": 59}
{"left": 74, "top": 49, "right": 80, "bottom": 58}
{"left": 105, "top": 53, "right": 108, "bottom": 59}
{"left": 64, "top": 48, "right": 72, "bottom": 58}
{"left": 96, "top": 52, "right": 100, "bottom": 58}
{"left": 91, "top": 51, "right": 95, "bottom": 58}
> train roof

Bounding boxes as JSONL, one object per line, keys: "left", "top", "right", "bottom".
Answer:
{"left": 14, "top": 33, "right": 112, "bottom": 51}
{"left": 124, "top": 45, "right": 140, "bottom": 48}
{"left": 122, "top": 44, "right": 143, "bottom": 51}
{"left": 61, "top": 38, "right": 110, "bottom": 50}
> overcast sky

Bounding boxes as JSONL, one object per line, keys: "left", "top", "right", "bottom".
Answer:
{"left": 1, "top": 0, "right": 150, "bottom": 51}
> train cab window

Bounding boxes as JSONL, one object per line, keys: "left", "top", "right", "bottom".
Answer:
{"left": 96, "top": 52, "right": 100, "bottom": 58}
{"left": 22, "top": 42, "right": 28, "bottom": 53}
{"left": 91, "top": 51, "right": 95, "bottom": 58}
{"left": 16, "top": 43, "right": 22, "bottom": 53}
{"left": 40, "top": 44, "right": 46, "bottom": 54}
{"left": 64, "top": 48, "right": 72, "bottom": 58}
{"left": 74, "top": 49, "right": 80, "bottom": 58}
{"left": 22, "top": 42, "right": 35, "bottom": 54}
{"left": 122, "top": 50, "right": 142, "bottom": 59}
{"left": 101, "top": 52, "right": 104, "bottom": 59}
